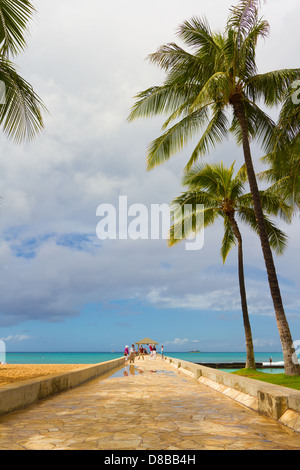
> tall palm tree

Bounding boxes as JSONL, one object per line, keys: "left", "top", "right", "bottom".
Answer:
{"left": 128, "top": 0, "right": 300, "bottom": 374}
{"left": 0, "top": 0, "right": 46, "bottom": 142}
{"left": 169, "top": 162, "right": 291, "bottom": 370}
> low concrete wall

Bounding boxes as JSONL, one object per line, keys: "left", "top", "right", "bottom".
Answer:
{"left": 0, "top": 357, "right": 125, "bottom": 417}
{"left": 164, "top": 356, "right": 300, "bottom": 433}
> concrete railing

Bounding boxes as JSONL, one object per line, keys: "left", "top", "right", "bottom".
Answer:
{"left": 164, "top": 356, "right": 300, "bottom": 433}
{"left": 0, "top": 357, "right": 125, "bottom": 417}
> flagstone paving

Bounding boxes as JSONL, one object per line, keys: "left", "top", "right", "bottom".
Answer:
{"left": 0, "top": 357, "right": 299, "bottom": 450}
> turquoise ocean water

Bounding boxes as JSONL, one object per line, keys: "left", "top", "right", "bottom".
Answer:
{"left": 4, "top": 351, "right": 286, "bottom": 373}
{"left": 166, "top": 351, "right": 285, "bottom": 373}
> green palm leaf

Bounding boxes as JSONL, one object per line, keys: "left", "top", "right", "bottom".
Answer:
{"left": 246, "top": 69, "right": 300, "bottom": 106}
{"left": 177, "top": 16, "right": 218, "bottom": 52}
{"left": 221, "top": 217, "right": 236, "bottom": 262}
{"left": 238, "top": 207, "right": 287, "bottom": 255}
{"left": 127, "top": 85, "right": 195, "bottom": 122}
{"left": 259, "top": 136, "right": 300, "bottom": 210}
{"left": 0, "top": 57, "right": 46, "bottom": 142}
{"left": 227, "top": 0, "right": 267, "bottom": 42}
{"left": 0, "top": 0, "right": 35, "bottom": 57}
{"left": 230, "top": 99, "right": 275, "bottom": 150}
{"left": 146, "top": 106, "right": 209, "bottom": 170}
{"left": 186, "top": 106, "right": 229, "bottom": 170}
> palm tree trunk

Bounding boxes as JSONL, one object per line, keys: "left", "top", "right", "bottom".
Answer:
{"left": 231, "top": 96, "right": 300, "bottom": 375}
{"left": 228, "top": 213, "right": 256, "bottom": 369}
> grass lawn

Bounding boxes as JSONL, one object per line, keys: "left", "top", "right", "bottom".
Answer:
{"left": 232, "top": 368, "right": 300, "bottom": 391}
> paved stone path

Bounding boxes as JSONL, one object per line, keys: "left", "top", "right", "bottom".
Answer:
{"left": 0, "top": 357, "right": 299, "bottom": 450}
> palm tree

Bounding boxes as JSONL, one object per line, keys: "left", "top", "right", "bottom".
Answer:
{"left": 0, "top": 0, "right": 46, "bottom": 142}
{"left": 169, "top": 162, "right": 291, "bottom": 370}
{"left": 128, "top": 0, "right": 300, "bottom": 374}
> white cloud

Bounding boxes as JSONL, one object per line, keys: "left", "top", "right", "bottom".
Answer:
{"left": 146, "top": 287, "right": 241, "bottom": 312}
{"left": 1, "top": 335, "right": 30, "bottom": 342}
{"left": 253, "top": 338, "right": 280, "bottom": 349}
{"left": 164, "top": 338, "right": 199, "bottom": 346}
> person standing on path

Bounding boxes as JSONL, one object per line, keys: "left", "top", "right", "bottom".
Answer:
{"left": 139, "top": 346, "right": 144, "bottom": 360}
{"left": 161, "top": 345, "right": 164, "bottom": 359}
{"left": 124, "top": 345, "right": 129, "bottom": 363}
{"left": 129, "top": 344, "right": 136, "bottom": 363}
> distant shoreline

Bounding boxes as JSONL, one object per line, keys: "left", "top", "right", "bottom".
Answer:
{"left": 5, "top": 351, "right": 284, "bottom": 354}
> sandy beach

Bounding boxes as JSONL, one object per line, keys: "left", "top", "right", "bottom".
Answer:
{"left": 0, "top": 364, "right": 90, "bottom": 386}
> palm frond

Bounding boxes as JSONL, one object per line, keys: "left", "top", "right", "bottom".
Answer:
{"left": 183, "top": 162, "right": 225, "bottom": 194}
{"left": 238, "top": 207, "right": 288, "bottom": 255}
{"left": 189, "top": 72, "right": 231, "bottom": 112}
{"left": 230, "top": 98, "right": 275, "bottom": 152}
{"left": 238, "top": 188, "right": 293, "bottom": 222}
{"left": 265, "top": 176, "right": 300, "bottom": 211}
{"left": 177, "top": 16, "right": 217, "bottom": 51}
{"left": 237, "top": 18, "right": 269, "bottom": 78}
{"left": 227, "top": 0, "right": 267, "bottom": 43}
{"left": 221, "top": 217, "right": 236, "bottom": 262}
{"left": 146, "top": 106, "right": 210, "bottom": 170}
{"left": 0, "top": 0, "right": 36, "bottom": 57}
{"left": 271, "top": 91, "right": 300, "bottom": 152}
{"left": 259, "top": 136, "right": 300, "bottom": 210}
{"left": 127, "top": 85, "right": 196, "bottom": 122}
{"left": 169, "top": 201, "right": 217, "bottom": 246}
{"left": 174, "top": 186, "right": 220, "bottom": 208}
{"left": 185, "top": 106, "right": 229, "bottom": 171}
{"left": 235, "top": 163, "right": 248, "bottom": 182}
{"left": 259, "top": 190, "right": 293, "bottom": 223}
{"left": 246, "top": 69, "right": 300, "bottom": 106}
{"left": 148, "top": 43, "right": 199, "bottom": 74}
{"left": 0, "top": 57, "right": 46, "bottom": 142}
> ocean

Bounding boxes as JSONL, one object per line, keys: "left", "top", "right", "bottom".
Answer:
{"left": 4, "top": 351, "right": 285, "bottom": 373}
{"left": 166, "top": 351, "right": 285, "bottom": 373}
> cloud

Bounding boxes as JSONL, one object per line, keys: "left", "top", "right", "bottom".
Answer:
{"left": 1, "top": 335, "right": 30, "bottom": 342}
{"left": 144, "top": 261, "right": 300, "bottom": 319}
{"left": 0, "top": 224, "right": 298, "bottom": 328}
{"left": 146, "top": 287, "right": 241, "bottom": 312}
{"left": 253, "top": 338, "right": 281, "bottom": 349}
{"left": 164, "top": 338, "right": 199, "bottom": 346}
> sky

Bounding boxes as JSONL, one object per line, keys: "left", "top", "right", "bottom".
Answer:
{"left": 0, "top": 0, "right": 299, "bottom": 353}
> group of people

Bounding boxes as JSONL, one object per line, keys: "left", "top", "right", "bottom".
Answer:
{"left": 123, "top": 344, "right": 136, "bottom": 363}
{"left": 123, "top": 344, "right": 164, "bottom": 363}
{"left": 144, "top": 344, "right": 155, "bottom": 359}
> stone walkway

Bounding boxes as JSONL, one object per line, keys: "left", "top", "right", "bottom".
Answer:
{"left": 0, "top": 357, "right": 299, "bottom": 450}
